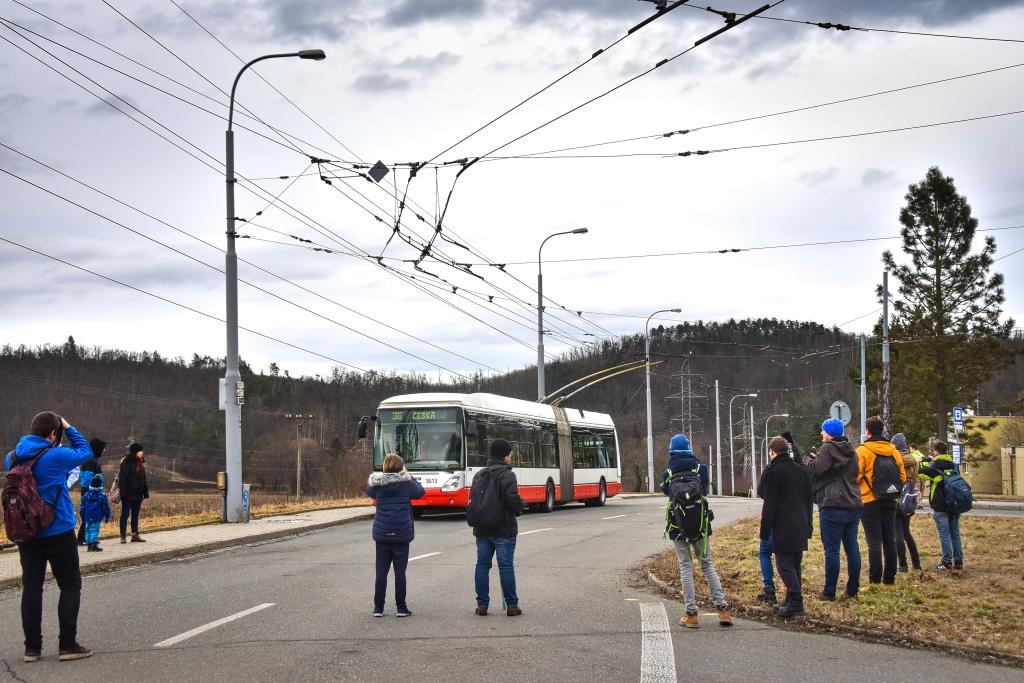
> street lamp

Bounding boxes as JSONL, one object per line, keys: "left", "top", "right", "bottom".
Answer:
{"left": 764, "top": 413, "right": 790, "bottom": 469}
{"left": 728, "top": 393, "right": 757, "bottom": 496}
{"left": 223, "top": 49, "right": 325, "bottom": 522}
{"left": 645, "top": 307, "right": 681, "bottom": 493}
{"left": 537, "top": 228, "right": 588, "bottom": 401}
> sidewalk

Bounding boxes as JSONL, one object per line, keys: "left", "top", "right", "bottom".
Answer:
{"left": 0, "top": 505, "right": 374, "bottom": 590}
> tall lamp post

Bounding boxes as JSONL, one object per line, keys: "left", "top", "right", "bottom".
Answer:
{"left": 728, "top": 393, "right": 757, "bottom": 496}
{"left": 645, "top": 307, "right": 681, "bottom": 492}
{"left": 223, "top": 49, "right": 325, "bottom": 522}
{"left": 537, "top": 228, "right": 588, "bottom": 400}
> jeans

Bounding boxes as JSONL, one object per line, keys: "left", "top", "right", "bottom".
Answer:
{"left": 932, "top": 511, "right": 963, "bottom": 565}
{"left": 119, "top": 498, "right": 143, "bottom": 537}
{"left": 758, "top": 537, "right": 775, "bottom": 591}
{"left": 861, "top": 500, "right": 898, "bottom": 584}
{"left": 17, "top": 531, "right": 82, "bottom": 650}
{"left": 818, "top": 507, "right": 862, "bottom": 598}
{"left": 84, "top": 520, "right": 103, "bottom": 546}
{"left": 374, "top": 542, "right": 410, "bottom": 610}
{"left": 672, "top": 538, "right": 727, "bottom": 613}
{"left": 475, "top": 536, "right": 518, "bottom": 607}
{"left": 895, "top": 511, "right": 921, "bottom": 570}
{"left": 775, "top": 551, "right": 803, "bottom": 598}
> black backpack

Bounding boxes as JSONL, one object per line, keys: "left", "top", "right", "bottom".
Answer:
{"left": 664, "top": 468, "right": 712, "bottom": 544}
{"left": 466, "top": 466, "right": 504, "bottom": 529}
{"left": 871, "top": 452, "right": 902, "bottom": 502}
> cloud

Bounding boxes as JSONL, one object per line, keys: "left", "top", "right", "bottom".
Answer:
{"left": 395, "top": 52, "right": 461, "bottom": 73}
{"left": 862, "top": 167, "right": 896, "bottom": 187}
{"left": 351, "top": 73, "right": 411, "bottom": 93}
{"left": 259, "top": 0, "right": 353, "bottom": 40}
{"left": 85, "top": 95, "right": 138, "bottom": 117}
{"left": 797, "top": 166, "right": 838, "bottom": 187}
{"left": 385, "top": 0, "right": 485, "bottom": 27}
{"left": 0, "top": 93, "right": 29, "bottom": 112}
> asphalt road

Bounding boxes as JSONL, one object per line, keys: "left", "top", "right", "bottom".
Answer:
{"left": 0, "top": 495, "right": 1018, "bottom": 682}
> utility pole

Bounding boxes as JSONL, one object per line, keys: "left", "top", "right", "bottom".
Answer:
{"left": 860, "top": 333, "right": 868, "bottom": 443}
{"left": 714, "top": 380, "right": 722, "bottom": 496}
{"left": 749, "top": 404, "right": 756, "bottom": 497}
{"left": 286, "top": 413, "right": 315, "bottom": 499}
{"left": 882, "top": 270, "right": 892, "bottom": 436}
{"left": 667, "top": 357, "right": 704, "bottom": 436}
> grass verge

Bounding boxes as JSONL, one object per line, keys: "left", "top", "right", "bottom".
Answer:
{"left": 642, "top": 513, "right": 1024, "bottom": 664}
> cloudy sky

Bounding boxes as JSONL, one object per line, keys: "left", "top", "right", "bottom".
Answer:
{"left": 2, "top": 0, "right": 1022, "bottom": 380}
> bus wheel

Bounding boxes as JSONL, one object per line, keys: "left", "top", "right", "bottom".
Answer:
{"left": 594, "top": 479, "right": 607, "bottom": 507}
{"left": 538, "top": 481, "right": 555, "bottom": 513}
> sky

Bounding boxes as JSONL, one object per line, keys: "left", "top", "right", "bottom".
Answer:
{"left": 1, "top": 0, "right": 1022, "bottom": 381}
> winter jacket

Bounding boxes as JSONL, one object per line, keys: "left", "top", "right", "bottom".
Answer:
{"left": 856, "top": 437, "right": 907, "bottom": 505}
{"left": 472, "top": 457, "right": 525, "bottom": 539}
{"left": 80, "top": 475, "right": 112, "bottom": 525}
{"left": 118, "top": 453, "right": 149, "bottom": 502}
{"left": 919, "top": 454, "right": 958, "bottom": 514}
{"left": 5, "top": 426, "right": 94, "bottom": 539}
{"left": 804, "top": 437, "right": 861, "bottom": 509}
{"left": 367, "top": 470, "right": 424, "bottom": 544}
{"left": 759, "top": 453, "right": 813, "bottom": 553}
{"left": 898, "top": 449, "right": 920, "bottom": 482}
{"left": 661, "top": 453, "right": 709, "bottom": 497}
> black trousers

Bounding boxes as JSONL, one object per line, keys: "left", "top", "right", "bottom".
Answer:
{"left": 120, "top": 498, "right": 142, "bottom": 537}
{"left": 895, "top": 511, "right": 920, "bottom": 570}
{"left": 775, "top": 551, "right": 804, "bottom": 598}
{"left": 862, "top": 500, "right": 898, "bottom": 583}
{"left": 374, "top": 542, "right": 410, "bottom": 610}
{"left": 17, "top": 531, "right": 82, "bottom": 650}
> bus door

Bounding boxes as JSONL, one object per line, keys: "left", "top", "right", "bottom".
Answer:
{"left": 553, "top": 406, "right": 574, "bottom": 503}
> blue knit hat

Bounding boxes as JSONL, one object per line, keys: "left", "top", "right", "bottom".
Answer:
{"left": 822, "top": 418, "right": 845, "bottom": 438}
{"left": 668, "top": 434, "right": 693, "bottom": 455}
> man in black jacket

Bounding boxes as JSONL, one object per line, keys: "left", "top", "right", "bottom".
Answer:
{"left": 760, "top": 436, "right": 813, "bottom": 617}
{"left": 471, "top": 439, "right": 525, "bottom": 616}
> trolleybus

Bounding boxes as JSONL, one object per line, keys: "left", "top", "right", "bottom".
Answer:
{"left": 359, "top": 393, "right": 621, "bottom": 513}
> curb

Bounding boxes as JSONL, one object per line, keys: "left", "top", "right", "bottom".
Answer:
{"left": 0, "top": 511, "right": 375, "bottom": 591}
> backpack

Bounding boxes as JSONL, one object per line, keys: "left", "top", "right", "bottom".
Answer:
{"left": 466, "top": 466, "right": 504, "bottom": 529}
{"left": 871, "top": 452, "right": 902, "bottom": 502}
{"left": 2, "top": 449, "right": 55, "bottom": 543}
{"left": 942, "top": 470, "right": 974, "bottom": 514}
{"left": 665, "top": 468, "right": 712, "bottom": 545}
{"left": 897, "top": 481, "right": 918, "bottom": 516}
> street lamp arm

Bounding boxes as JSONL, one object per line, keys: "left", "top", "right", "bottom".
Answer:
{"left": 538, "top": 229, "right": 585, "bottom": 267}
{"left": 228, "top": 50, "right": 325, "bottom": 129}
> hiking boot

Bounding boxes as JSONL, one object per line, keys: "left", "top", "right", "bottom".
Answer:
{"left": 23, "top": 648, "right": 40, "bottom": 663}
{"left": 756, "top": 589, "right": 777, "bottom": 606}
{"left": 777, "top": 595, "right": 805, "bottom": 618}
{"left": 506, "top": 605, "right": 522, "bottom": 617}
{"left": 396, "top": 607, "right": 413, "bottom": 617}
{"left": 131, "top": 533, "right": 146, "bottom": 543}
{"left": 680, "top": 612, "right": 699, "bottom": 628}
{"left": 475, "top": 605, "right": 488, "bottom": 616}
{"left": 58, "top": 643, "right": 93, "bottom": 661}
{"left": 717, "top": 608, "right": 732, "bottom": 626}
{"left": 840, "top": 592, "right": 859, "bottom": 601}
{"left": 86, "top": 544, "right": 102, "bottom": 552}
{"left": 817, "top": 592, "right": 836, "bottom": 602}
{"left": 953, "top": 561, "right": 964, "bottom": 570}
{"left": 120, "top": 536, "right": 127, "bottom": 544}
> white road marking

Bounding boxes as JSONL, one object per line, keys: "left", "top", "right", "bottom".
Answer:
{"left": 602, "top": 514, "right": 627, "bottom": 520}
{"left": 153, "top": 603, "right": 274, "bottom": 648}
{"left": 639, "top": 602, "right": 677, "bottom": 683}
{"left": 518, "top": 527, "right": 553, "bottom": 536}
{"left": 409, "top": 552, "right": 441, "bottom": 562}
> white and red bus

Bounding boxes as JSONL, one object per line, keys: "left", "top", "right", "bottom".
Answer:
{"left": 361, "top": 393, "right": 622, "bottom": 513}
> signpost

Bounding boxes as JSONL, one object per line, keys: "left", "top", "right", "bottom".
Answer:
{"left": 953, "top": 406, "right": 964, "bottom": 431}
{"left": 830, "top": 400, "right": 852, "bottom": 425}
{"left": 951, "top": 444, "right": 962, "bottom": 465}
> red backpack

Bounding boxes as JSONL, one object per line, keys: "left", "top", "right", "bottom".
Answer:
{"left": 2, "top": 448, "right": 55, "bottom": 543}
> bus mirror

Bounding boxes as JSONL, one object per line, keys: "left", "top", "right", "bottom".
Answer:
{"left": 357, "top": 416, "right": 369, "bottom": 439}
{"left": 466, "top": 419, "right": 478, "bottom": 437}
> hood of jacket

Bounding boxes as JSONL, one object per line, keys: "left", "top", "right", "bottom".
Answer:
{"left": 667, "top": 452, "right": 699, "bottom": 474}
{"left": 821, "top": 437, "right": 856, "bottom": 464}
{"left": 860, "top": 438, "right": 900, "bottom": 459}
{"left": 368, "top": 470, "right": 412, "bottom": 487}
{"left": 14, "top": 434, "right": 52, "bottom": 460}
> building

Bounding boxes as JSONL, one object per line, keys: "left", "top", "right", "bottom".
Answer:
{"left": 960, "top": 416, "right": 1024, "bottom": 495}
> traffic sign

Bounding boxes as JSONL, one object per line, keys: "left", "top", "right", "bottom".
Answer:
{"left": 830, "top": 400, "right": 852, "bottom": 425}
{"left": 951, "top": 444, "right": 962, "bottom": 465}
{"left": 953, "top": 406, "right": 964, "bottom": 431}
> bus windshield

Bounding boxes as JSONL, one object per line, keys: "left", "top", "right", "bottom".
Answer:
{"left": 375, "top": 407, "right": 464, "bottom": 471}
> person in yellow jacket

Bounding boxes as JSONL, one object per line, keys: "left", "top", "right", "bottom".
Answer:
{"left": 856, "top": 417, "right": 907, "bottom": 585}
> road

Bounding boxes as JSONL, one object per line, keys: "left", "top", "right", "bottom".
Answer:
{"left": 0, "top": 495, "right": 1018, "bottom": 682}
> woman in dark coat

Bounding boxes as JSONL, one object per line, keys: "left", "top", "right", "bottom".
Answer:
{"left": 367, "top": 453, "right": 425, "bottom": 617}
{"left": 118, "top": 442, "right": 149, "bottom": 543}
{"left": 759, "top": 436, "right": 813, "bottom": 617}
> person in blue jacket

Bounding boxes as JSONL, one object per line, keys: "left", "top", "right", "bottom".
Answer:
{"left": 367, "top": 453, "right": 425, "bottom": 617}
{"left": 79, "top": 473, "right": 111, "bottom": 552}
{"left": 5, "top": 411, "right": 98, "bottom": 662}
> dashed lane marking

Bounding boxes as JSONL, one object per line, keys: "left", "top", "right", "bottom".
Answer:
{"left": 639, "top": 602, "right": 677, "bottom": 683}
{"left": 602, "top": 514, "right": 627, "bottom": 520}
{"left": 409, "top": 552, "right": 442, "bottom": 562}
{"left": 518, "top": 528, "right": 553, "bottom": 536}
{"left": 154, "top": 603, "right": 274, "bottom": 648}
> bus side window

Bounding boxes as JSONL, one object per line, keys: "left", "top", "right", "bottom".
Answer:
{"left": 605, "top": 434, "right": 618, "bottom": 468}
{"left": 542, "top": 428, "right": 558, "bottom": 468}
{"left": 467, "top": 417, "right": 487, "bottom": 468}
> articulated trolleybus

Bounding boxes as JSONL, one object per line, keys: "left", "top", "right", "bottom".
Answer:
{"left": 361, "top": 393, "right": 621, "bottom": 513}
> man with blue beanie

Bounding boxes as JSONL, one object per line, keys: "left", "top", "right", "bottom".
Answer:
{"left": 6, "top": 411, "right": 98, "bottom": 662}
{"left": 661, "top": 434, "right": 731, "bottom": 628}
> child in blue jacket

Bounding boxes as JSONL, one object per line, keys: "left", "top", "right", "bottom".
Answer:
{"left": 79, "top": 474, "right": 111, "bottom": 552}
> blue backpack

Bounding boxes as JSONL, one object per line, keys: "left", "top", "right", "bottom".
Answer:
{"left": 942, "top": 470, "right": 973, "bottom": 514}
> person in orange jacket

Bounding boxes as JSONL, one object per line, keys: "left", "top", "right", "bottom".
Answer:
{"left": 856, "top": 417, "right": 907, "bottom": 585}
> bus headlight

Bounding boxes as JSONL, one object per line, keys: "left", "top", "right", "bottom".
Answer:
{"left": 441, "top": 472, "right": 464, "bottom": 492}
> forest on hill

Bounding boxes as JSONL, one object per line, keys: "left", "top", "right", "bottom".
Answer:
{"left": 2, "top": 319, "right": 1021, "bottom": 495}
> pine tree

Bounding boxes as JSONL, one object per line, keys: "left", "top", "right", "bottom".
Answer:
{"left": 882, "top": 167, "right": 1016, "bottom": 439}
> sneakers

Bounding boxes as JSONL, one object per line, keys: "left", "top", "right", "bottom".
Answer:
{"left": 396, "top": 607, "right": 413, "bottom": 617}
{"left": 897, "top": 566, "right": 909, "bottom": 573}
{"left": 506, "top": 605, "right": 522, "bottom": 617}
{"left": 58, "top": 643, "right": 93, "bottom": 661}
{"left": 755, "top": 589, "right": 777, "bottom": 606}
{"left": 475, "top": 605, "right": 488, "bottom": 616}
{"left": 936, "top": 562, "right": 952, "bottom": 571}
{"left": 680, "top": 612, "right": 699, "bottom": 628}
{"left": 23, "top": 648, "right": 40, "bottom": 663}
{"left": 718, "top": 608, "right": 732, "bottom": 626}
{"left": 372, "top": 608, "right": 384, "bottom": 618}
{"left": 953, "top": 561, "right": 964, "bottom": 570}
{"left": 817, "top": 592, "right": 836, "bottom": 602}
{"left": 86, "top": 544, "right": 103, "bottom": 552}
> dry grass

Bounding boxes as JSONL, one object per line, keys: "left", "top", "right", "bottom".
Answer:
{"left": 1, "top": 492, "right": 370, "bottom": 543}
{"left": 646, "top": 514, "right": 1024, "bottom": 657}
